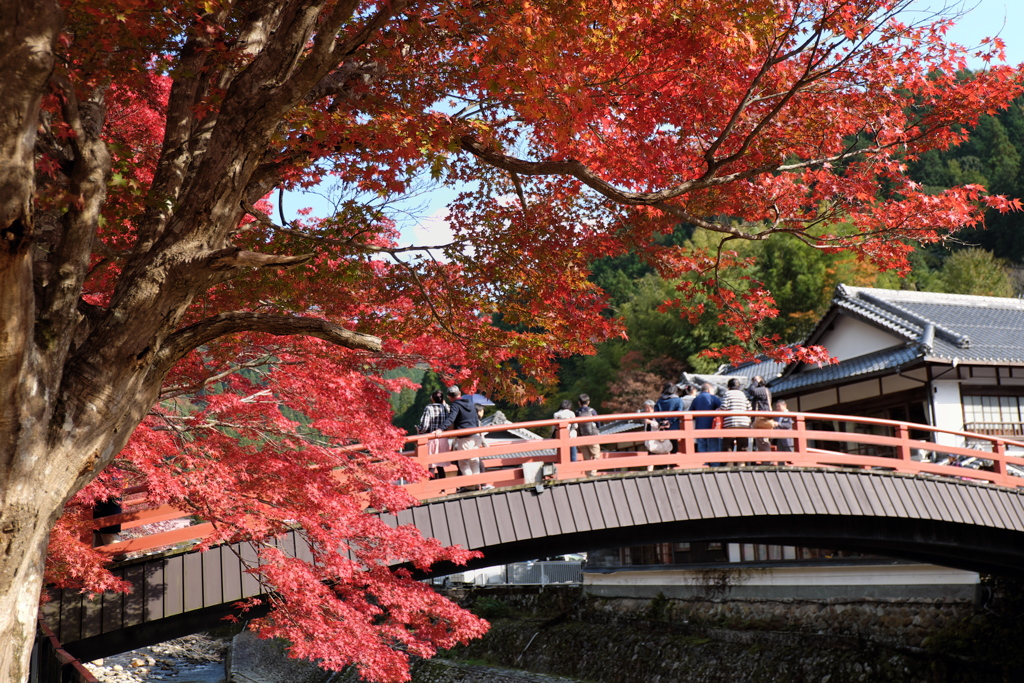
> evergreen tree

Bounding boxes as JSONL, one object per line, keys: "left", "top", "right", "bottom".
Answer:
{"left": 393, "top": 369, "right": 444, "bottom": 435}
{"left": 935, "top": 249, "right": 1016, "bottom": 297}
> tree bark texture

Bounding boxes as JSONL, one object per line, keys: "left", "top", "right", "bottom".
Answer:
{"left": 0, "top": 1, "right": 64, "bottom": 680}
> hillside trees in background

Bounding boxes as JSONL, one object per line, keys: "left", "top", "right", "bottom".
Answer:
{"left": 910, "top": 92, "right": 1024, "bottom": 264}
{"left": 934, "top": 248, "right": 1017, "bottom": 297}
{"left": 557, "top": 232, "right": 1018, "bottom": 415}
{"left": 393, "top": 369, "right": 445, "bottom": 434}
{"left": 2, "top": 0, "right": 1023, "bottom": 680}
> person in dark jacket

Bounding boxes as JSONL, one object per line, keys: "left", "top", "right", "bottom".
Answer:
{"left": 747, "top": 376, "right": 773, "bottom": 452}
{"left": 747, "top": 375, "right": 773, "bottom": 412}
{"left": 689, "top": 383, "right": 722, "bottom": 455}
{"left": 773, "top": 399, "right": 794, "bottom": 453}
{"left": 654, "top": 383, "right": 684, "bottom": 454}
{"left": 438, "top": 386, "right": 487, "bottom": 484}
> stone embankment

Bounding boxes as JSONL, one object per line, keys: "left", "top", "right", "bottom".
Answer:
{"left": 437, "top": 585, "right": 1024, "bottom": 682}
{"left": 80, "top": 582, "right": 1024, "bottom": 682}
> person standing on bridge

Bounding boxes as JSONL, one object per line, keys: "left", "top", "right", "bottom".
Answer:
{"left": 437, "top": 386, "right": 487, "bottom": 486}
{"left": 575, "top": 394, "right": 602, "bottom": 475}
{"left": 680, "top": 383, "right": 699, "bottom": 410}
{"left": 721, "top": 378, "right": 752, "bottom": 454}
{"left": 689, "top": 383, "right": 722, "bottom": 456}
{"left": 747, "top": 375, "right": 774, "bottom": 454}
{"left": 418, "top": 390, "right": 451, "bottom": 479}
{"left": 773, "top": 399, "right": 794, "bottom": 454}
{"left": 654, "top": 382, "right": 683, "bottom": 455}
{"left": 553, "top": 399, "right": 578, "bottom": 462}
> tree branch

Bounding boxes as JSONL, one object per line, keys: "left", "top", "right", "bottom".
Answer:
{"left": 206, "top": 246, "right": 314, "bottom": 270}
{"left": 160, "top": 312, "right": 382, "bottom": 367}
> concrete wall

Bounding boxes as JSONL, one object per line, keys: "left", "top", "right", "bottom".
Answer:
{"left": 583, "top": 563, "right": 980, "bottom": 602}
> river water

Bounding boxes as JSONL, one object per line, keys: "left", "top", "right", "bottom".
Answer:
{"left": 83, "top": 634, "right": 226, "bottom": 683}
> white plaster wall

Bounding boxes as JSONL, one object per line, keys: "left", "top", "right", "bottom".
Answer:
{"left": 930, "top": 380, "right": 965, "bottom": 449}
{"left": 818, "top": 317, "right": 901, "bottom": 362}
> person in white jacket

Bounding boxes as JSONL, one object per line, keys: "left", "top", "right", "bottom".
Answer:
{"left": 553, "top": 399, "right": 578, "bottom": 462}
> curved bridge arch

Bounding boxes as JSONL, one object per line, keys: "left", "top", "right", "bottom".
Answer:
{"left": 409, "top": 468, "right": 1024, "bottom": 578}
{"left": 46, "top": 466, "right": 1024, "bottom": 661}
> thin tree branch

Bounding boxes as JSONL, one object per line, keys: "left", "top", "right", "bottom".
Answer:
{"left": 160, "top": 312, "right": 382, "bottom": 368}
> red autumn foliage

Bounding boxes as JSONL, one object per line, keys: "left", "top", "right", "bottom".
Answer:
{"left": 2, "top": 1, "right": 1022, "bottom": 681}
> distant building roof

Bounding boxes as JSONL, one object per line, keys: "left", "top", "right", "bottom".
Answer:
{"left": 771, "top": 285, "right": 1024, "bottom": 394}
{"left": 714, "top": 358, "right": 788, "bottom": 382}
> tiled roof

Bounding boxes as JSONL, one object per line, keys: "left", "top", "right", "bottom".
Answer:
{"left": 770, "top": 345, "right": 921, "bottom": 393}
{"left": 772, "top": 285, "right": 1024, "bottom": 394}
{"left": 825, "top": 286, "right": 1024, "bottom": 364}
{"left": 714, "top": 358, "right": 788, "bottom": 381}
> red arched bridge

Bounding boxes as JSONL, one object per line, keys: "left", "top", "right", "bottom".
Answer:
{"left": 41, "top": 411, "right": 1024, "bottom": 669}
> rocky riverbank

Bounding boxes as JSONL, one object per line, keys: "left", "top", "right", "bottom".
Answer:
{"left": 83, "top": 634, "right": 227, "bottom": 683}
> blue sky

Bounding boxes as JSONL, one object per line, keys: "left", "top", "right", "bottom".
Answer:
{"left": 921, "top": 0, "right": 1024, "bottom": 65}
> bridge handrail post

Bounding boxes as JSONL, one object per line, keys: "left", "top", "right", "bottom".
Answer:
{"left": 791, "top": 414, "right": 805, "bottom": 455}
{"left": 556, "top": 420, "right": 572, "bottom": 468}
{"left": 680, "top": 413, "right": 693, "bottom": 455}
{"left": 894, "top": 423, "right": 911, "bottom": 461}
{"left": 414, "top": 433, "right": 431, "bottom": 464}
{"left": 991, "top": 440, "right": 1008, "bottom": 480}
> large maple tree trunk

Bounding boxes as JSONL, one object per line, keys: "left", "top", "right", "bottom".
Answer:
{"left": 0, "top": 1, "right": 69, "bottom": 679}
{"left": 0, "top": 485, "right": 63, "bottom": 683}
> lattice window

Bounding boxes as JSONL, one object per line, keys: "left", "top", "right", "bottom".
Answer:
{"left": 963, "top": 395, "right": 1024, "bottom": 435}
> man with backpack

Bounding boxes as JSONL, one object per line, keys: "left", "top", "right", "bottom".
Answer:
{"left": 747, "top": 375, "right": 772, "bottom": 413}
{"left": 747, "top": 375, "right": 774, "bottom": 454}
{"left": 576, "top": 394, "right": 602, "bottom": 475}
{"left": 654, "top": 382, "right": 684, "bottom": 454}
{"left": 437, "top": 386, "right": 489, "bottom": 488}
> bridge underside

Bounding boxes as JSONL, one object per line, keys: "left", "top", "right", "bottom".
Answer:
{"left": 49, "top": 468, "right": 1024, "bottom": 659}
{"left": 425, "top": 513, "right": 1024, "bottom": 578}
{"left": 402, "top": 468, "right": 1024, "bottom": 578}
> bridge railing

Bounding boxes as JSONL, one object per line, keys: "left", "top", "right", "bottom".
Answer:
{"left": 84, "top": 412, "right": 1024, "bottom": 559}
{"left": 32, "top": 616, "right": 98, "bottom": 683}
{"left": 400, "top": 410, "right": 1024, "bottom": 498}
{"left": 429, "top": 560, "right": 584, "bottom": 587}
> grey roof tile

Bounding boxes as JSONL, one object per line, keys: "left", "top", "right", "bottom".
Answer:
{"left": 771, "top": 345, "right": 920, "bottom": 393}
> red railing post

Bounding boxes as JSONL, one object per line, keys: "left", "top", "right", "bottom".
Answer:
{"left": 992, "top": 440, "right": 1008, "bottom": 480}
{"left": 894, "top": 424, "right": 911, "bottom": 461}
{"left": 679, "top": 414, "right": 692, "bottom": 455}
{"left": 791, "top": 415, "right": 804, "bottom": 456}
{"left": 557, "top": 421, "right": 572, "bottom": 467}
{"left": 415, "top": 434, "right": 430, "bottom": 464}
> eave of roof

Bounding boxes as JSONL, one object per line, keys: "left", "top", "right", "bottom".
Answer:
{"left": 770, "top": 345, "right": 923, "bottom": 394}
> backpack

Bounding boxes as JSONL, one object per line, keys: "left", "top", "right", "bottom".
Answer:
{"left": 576, "top": 406, "right": 599, "bottom": 436}
{"left": 749, "top": 386, "right": 771, "bottom": 413}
